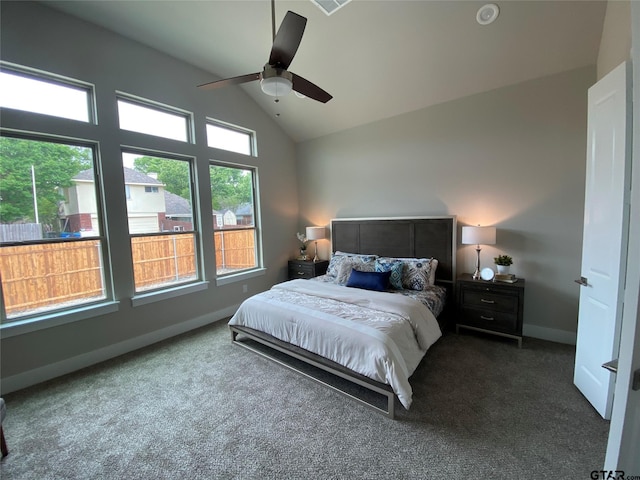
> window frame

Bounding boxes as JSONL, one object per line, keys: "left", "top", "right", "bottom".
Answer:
{"left": 0, "top": 61, "right": 96, "bottom": 124}
{"left": 116, "top": 93, "right": 194, "bottom": 144}
{"left": 122, "top": 147, "right": 203, "bottom": 297}
{"left": 0, "top": 129, "right": 115, "bottom": 327}
{"left": 206, "top": 118, "right": 256, "bottom": 157}
{"left": 209, "top": 160, "right": 262, "bottom": 281}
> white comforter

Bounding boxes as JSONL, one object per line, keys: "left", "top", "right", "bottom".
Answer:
{"left": 228, "top": 279, "right": 442, "bottom": 409}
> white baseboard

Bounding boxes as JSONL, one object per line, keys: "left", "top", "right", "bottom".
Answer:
{"left": 1, "top": 304, "right": 239, "bottom": 395}
{"left": 523, "top": 324, "right": 577, "bottom": 345}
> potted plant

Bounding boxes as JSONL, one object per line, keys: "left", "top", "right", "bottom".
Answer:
{"left": 296, "top": 232, "right": 309, "bottom": 260}
{"left": 494, "top": 254, "right": 513, "bottom": 274}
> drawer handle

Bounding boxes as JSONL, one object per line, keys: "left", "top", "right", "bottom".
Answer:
{"left": 297, "top": 271, "right": 305, "bottom": 275}
{"left": 480, "top": 315, "right": 495, "bottom": 321}
{"left": 480, "top": 299, "right": 495, "bottom": 304}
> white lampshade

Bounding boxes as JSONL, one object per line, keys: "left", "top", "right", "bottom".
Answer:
{"left": 260, "top": 76, "right": 293, "bottom": 97}
{"left": 461, "top": 225, "right": 496, "bottom": 245}
{"left": 306, "top": 226, "right": 326, "bottom": 241}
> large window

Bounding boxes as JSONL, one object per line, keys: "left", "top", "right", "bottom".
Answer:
{"left": 0, "top": 64, "right": 93, "bottom": 123}
{"left": 206, "top": 120, "right": 254, "bottom": 156}
{"left": 122, "top": 151, "right": 199, "bottom": 293}
{"left": 210, "top": 162, "right": 258, "bottom": 275}
{"left": 0, "top": 135, "right": 109, "bottom": 322}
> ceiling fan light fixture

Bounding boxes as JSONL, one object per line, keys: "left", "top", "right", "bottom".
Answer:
{"left": 260, "top": 67, "right": 293, "bottom": 97}
{"left": 261, "top": 76, "right": 293, "bottom": 97}
{"left": 476, "top": 3, "right": 499, "bottom": 25}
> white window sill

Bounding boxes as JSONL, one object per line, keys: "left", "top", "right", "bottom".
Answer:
{"left": 0, "top": 301, "right": 120, "bottom": 338}
{"left": 216, "top": 268, "right": 266, "bottom": 286}
{"left": 131, "top": 281, "right": 209, "bottom": 307}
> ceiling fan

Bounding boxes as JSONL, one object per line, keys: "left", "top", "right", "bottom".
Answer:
{"left": 197, "top": 1, "right": 332, "bottom": 103}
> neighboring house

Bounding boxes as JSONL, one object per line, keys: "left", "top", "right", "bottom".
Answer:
{"left": 62, "top": 167, "right": 178, "bottom": 234}
{"left": 234, "top": 202, "right": 253, "bottom": 226}
{"left": 212, "top": 205, "right": 251, "bottom": 230}
{"left": 161, "top": 191, "right": 193, "bottom": 232}
{"left": 212, "top": 210, "right": 224, "bottom": 230}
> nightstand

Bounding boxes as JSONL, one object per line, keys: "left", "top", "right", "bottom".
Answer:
{"left": 456, "top": 273, "right": 525, "bottom": 347}
{"left": 288, "top": 259, "right": 329, "bottom": 280}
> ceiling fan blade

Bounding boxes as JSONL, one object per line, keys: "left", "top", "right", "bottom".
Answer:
{"left": 198, "top": 72, "right": 261, "bottom": 90}
{"left": 269, "top": 11, "right": 306, "bottom": 69}
{"left": 291, "top": 73, "right": 333, "bottom": 103}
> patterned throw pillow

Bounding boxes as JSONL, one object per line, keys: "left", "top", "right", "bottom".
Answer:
{"left": 375, "top": 258, "right": 404, "bottom": 290}
{"left": 326, "top": 252, "right": 377, "bottom": 281}
{"left": 335, "top": 257, "right": 376, "bottom": 284}
{"left": 401, "top": 258, "right": 434, "bottom": 291}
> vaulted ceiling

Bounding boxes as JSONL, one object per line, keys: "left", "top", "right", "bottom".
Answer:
{"left": 43, "top": 0, "right": 606, "bottom": 142}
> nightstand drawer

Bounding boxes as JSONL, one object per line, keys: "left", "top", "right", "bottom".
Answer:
{"left": 288, "top": 260, "right": 329, "bottom": 280}
{"left": 460, "top": 289, "right": 518, "bottom": 313}
{"left": 459, "top": 307, "right": 518, "bottom": 334}
{"left": 289, "top": 265, "right": 315, "bottom": 279}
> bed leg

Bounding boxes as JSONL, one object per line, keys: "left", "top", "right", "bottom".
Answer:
{"left": 231, "top": 329, "right": 238, "bottom": 342}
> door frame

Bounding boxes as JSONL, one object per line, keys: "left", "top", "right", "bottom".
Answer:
{"left": 604, "top": 3, "right": 640, "bottom": 472}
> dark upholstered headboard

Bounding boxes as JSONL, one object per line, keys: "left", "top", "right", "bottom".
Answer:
{"left": 330, "top": 216, "right": 457, "bottom": 286}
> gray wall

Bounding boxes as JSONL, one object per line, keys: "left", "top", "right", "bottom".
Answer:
{"left": 597, "top": 0, "right": 631, "bottom": 80}
{"left": 0, "top": 2, "right": 298, "bottom": 389}
{"left": 296, "top": 67, "right": 595, "bottom": 343}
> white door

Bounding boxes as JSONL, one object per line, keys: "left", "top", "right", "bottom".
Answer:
{"left": 574, "top": 62, "right": 631, "bottom": 420}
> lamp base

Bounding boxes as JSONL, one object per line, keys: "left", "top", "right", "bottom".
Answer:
{"left": 472, "top": 246, "right": 482, "bottom": 280}
{"left": 313, "top": 240, "right": 319, "bottom": 262}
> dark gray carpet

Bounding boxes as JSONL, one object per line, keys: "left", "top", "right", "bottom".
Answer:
{"left": 1, "top": 320, "right": 608, "bottom": 479}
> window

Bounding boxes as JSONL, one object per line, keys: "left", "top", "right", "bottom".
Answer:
{"left": 206, "top": 120, "right": 254, "bottom": 156}
{"left": 117, "top": 96, "right": 191, "bottom": 142}
{"left": 210, "top": 162, "right": 259, "bottom": 275}
{"left": 122, "top": 151, "right": 199, "bottom": 293}
{"left": 0, "top": 64, "right": 93, "bottom": 123}
{"left": 0, "top": 135, "right": 110, "bottom": 322}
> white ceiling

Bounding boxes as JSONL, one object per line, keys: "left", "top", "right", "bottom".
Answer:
{"left": 43, "top": 0, "right": 606, "bottom": 143}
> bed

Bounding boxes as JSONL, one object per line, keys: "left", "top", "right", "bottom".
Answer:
{"left": 228, "top": 216, "right": 456, "bottom": 418}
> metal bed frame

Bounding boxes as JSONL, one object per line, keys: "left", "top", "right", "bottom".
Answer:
{"left": 230, "top": 216, "right": 457, "bottom": 418}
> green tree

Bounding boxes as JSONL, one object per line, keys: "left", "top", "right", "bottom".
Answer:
{"left": 0, "top": 137, "right": 92, "bottom": 226}
{"left": 133, "top": 156, "right": 191, "bottom": 200}
{"left": 210, "top": 165, "right": 252, "bottom": 211}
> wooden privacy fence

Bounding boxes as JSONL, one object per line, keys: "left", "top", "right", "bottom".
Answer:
{"left": 0, "top": 240, "right": 105, "bottom": 317}
{"left": 0, "top": 229, "right": 255, "bottom": 317}
{"left": 131, "top": 234, "right": 197, "bottom": 291}
{"left": 214, "top": 229, "right": 256, "bottom": 270}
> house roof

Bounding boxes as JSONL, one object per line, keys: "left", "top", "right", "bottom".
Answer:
{"left": 234, "top": 203, "right": 253, "bottom": 216}
{"left": 164, "top": 191, "right": 192, "bottom": 216}
{"left": 74, "top": 167, "right": 163, "bottom": 186}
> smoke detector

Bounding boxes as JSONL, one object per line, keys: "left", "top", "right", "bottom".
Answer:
{"left": 477, "top": 4, "right": 500, "bottom": 25}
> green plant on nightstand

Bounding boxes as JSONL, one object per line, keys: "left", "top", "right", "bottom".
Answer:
{"left": 494, "top": 254, "right": 513, "bottom": 274}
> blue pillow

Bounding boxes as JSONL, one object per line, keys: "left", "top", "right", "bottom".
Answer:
{"left": 346, "top": 269, "right": 391, "bottom": 292}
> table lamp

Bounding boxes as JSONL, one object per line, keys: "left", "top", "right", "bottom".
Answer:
{"left": 305, "top": 226, "right": 326, "bottom": 262}
{"left": 462, "top": 225, "right": 496, "bottom": 280}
